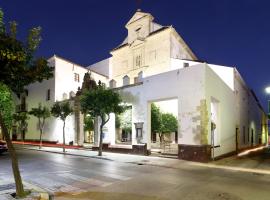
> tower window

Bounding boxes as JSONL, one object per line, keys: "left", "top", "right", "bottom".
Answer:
{"left": 183, "top": 63, "right": 189, "bottom": 68}
{"left": 135, "top": 55, "right": 141, "bottom": 67}
{"left": 74, "top": 73, "right": 80, "bottom": 82}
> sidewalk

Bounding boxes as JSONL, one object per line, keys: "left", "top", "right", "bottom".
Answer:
{"left": 0, "top": 180, "right": 51, "bottom": 200}
{"left": 14, "top": 143, "right": 181, "bottom": 167}
{"left": 13, "top": 141, "right": 84, "bottom": 149}
{"left": 13, "top": 143, "right": 270, "bottom": 176}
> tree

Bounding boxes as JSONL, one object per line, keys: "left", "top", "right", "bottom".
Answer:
{"left": 51, "top": 101, "right": 73, "bottom": 153}
{"left": 160, "top": 113, "right": 178, "bottom": 135}
{"left": 0, "top": 8, "right": 53, "bottom": 197}
{"left": 151, "top": 103, "right": 162, "bottom": 143}
{"left": 151, "top": 104, "right": 178, "bottom": 144}
{"left": 84, "top": 115, "right": 94, "bottom": 143}
{"left": 151, "top": 103, "right": 162, "bottom": 133}
{"left": 0, "top": 83, "right": 26, "bottom": 197}
{"left": 84, "top": 115, "right": 94, "bottom": 133}
{"left": 80, "top": 83, "right": 125, "bottom": 156}
{"left": 29, "top": 103, "right": 50, "bottom": 149}
{"left": 0, "top": 83, "right": 15, "bottom": 133}
{"left": 13, "top": 112, "right": 29, "bottom": 141}
{"left": 118, "top": 106, "right": 132, "bottom": 134}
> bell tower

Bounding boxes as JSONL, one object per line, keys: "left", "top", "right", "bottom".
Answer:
{"left": 125, "top": 9, "right": 154, "bottom": 44}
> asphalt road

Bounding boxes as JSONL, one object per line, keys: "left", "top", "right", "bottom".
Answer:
{"left": 1, "top": 149, "right": 270, "bottom": 200}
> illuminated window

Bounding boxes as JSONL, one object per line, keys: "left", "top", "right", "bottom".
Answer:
{"left": 74, "top": 73, "right": 80, "bottom": 82}
{"left": 135, "top": 55, "right": 141, "bottom": 67}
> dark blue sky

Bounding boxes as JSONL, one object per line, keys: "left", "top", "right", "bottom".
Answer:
{"left": 1, "top": 0, "right": 270, "bottom": 110}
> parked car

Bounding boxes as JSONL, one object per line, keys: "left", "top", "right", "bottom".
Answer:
{"left": 0, "top": 140, "right": 8, "bottom": 154}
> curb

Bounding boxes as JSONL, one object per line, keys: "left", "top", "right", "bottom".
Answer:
{"left": 15, "top": 146, "right": 114, "bottom": 161}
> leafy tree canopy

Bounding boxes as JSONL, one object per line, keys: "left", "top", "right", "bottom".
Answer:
{"left": 0, "top": 83, "right": 14, "bottom": 129}
{"left": 13, "top": 112, "right": 29, "bottom": 124}
{"left": 151, "top": 103, "right": 162, "bottom": 133}
{"left": 51, "top": 101, "right": 73, "bottom": 121}
{"left": 160, "top": 113, "right": 178, "bottom": 133}
{"left": 0, "top": 8, "right": 53, "bottom": 94}
{"left": 151, "top": 103, "right": 178, "bottom": 134}
{"left": 84, "top": 115, "right": 94, "bottom": 132}
{"left": 117, "top": 106, "right": 132, "bottom": 133}
{"left": 29, "top": 103, "right": 50, "bottom": 119}
{"left": 80, "top": 84, "right": 125, "bottom": 119}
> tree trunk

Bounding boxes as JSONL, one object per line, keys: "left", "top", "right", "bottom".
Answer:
{"left": 98, "top": 114, "right": 110, "bottom": 156}
{"left": 39, "top": 129, "right": 42, "bottom": 149}
{"left": 0, "top": 113, "right": 25, "bottom": 197}
{"left": 63, "top": 120, "right": 66, "bottom": 153}
{"left": 98, "top": 122, "right": 103, "bottom": 156}
{"left": 39, "top": 118, "right": 42, "bottom": 149}
{"left": 159, "top": 133, "right": 163, "bottom": 148}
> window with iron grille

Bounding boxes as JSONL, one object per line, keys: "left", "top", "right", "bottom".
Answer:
{"left": 74, "top": 73, "right": 80, "bottom": 82}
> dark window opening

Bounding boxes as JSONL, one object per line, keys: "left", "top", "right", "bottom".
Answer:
{"left": 74, "top": 73, "right": 80, "bottom": 82}
{"left": 46, "top": 89, "right": 51, "bottom": 101}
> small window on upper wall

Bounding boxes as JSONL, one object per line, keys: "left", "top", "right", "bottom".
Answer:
{"left": 74, "top": 73, "right": 80, "bottom": 82}
{"left": 46, "top": 89, "right": 50, "bottom": 101}
{"left": 123, "top": 75, "right": 130, "bottom": 86}
{"left": 109, "top": 79, "right": 116, "bottom": 88}
{"left": 183, "top": 63, "right": 189, "bottom": 68}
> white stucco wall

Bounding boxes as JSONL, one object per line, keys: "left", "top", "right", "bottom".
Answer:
{"left": 88, "top": 58, "right": 112, "bottom": 79}
{"left": 204, "top": 65, "right": 236, "bottom": 157}
{"left": 23, "top": 55, "right": 108, "bottom": 144}
{"left": 117, "top": 64, "right": 206, "bottom": 149}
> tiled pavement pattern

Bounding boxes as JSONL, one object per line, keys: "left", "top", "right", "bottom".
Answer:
{"left": 0, "top": 155, "right": 133, "bottom": 199}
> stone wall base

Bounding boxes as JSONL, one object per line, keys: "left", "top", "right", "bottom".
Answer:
{"left": 92, "top": 143, "right": 149, "bottom": 155}
{"left": 178, "top": 144, "right": 211, "bottom": 162}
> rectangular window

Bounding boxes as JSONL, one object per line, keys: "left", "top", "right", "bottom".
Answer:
{"left": 74, "top": 73, "right": 80, "bottom": 82}
{"left": 183, "top": 62, "right": 189, "bottom": 68}
{"left": 135, "top": 55, "right": 141, "bottom": 67}
{"left": 46, "top": 89, "right": 50, "bottom": 101}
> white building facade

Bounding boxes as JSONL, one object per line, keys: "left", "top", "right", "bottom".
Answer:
{"left": 17, "top": 10, "right": 268, "bottom": 162}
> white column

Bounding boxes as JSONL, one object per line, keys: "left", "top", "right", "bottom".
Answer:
{"left": 78, "top": 113, "right": 84, "bottom": 145}
{"left": 109, "top": 113, "right": 115, "bottom": 145}
{"left": 146, "top": 102, "right": 151, "bottom": 150}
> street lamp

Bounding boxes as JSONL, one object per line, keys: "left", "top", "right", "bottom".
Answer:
{"left": 265, "top": 86, "right": 270, "bottom": 94}
{"left": 265, "top": 87, "right": 270, "bottom": 114}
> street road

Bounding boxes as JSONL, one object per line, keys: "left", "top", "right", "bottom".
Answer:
{"left": 0, "top": 149, "right": 270, "bottom": 200}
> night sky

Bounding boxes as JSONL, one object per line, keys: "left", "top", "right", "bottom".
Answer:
{"left": 1, "top": 0, "right": 270, "bottom": 110}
